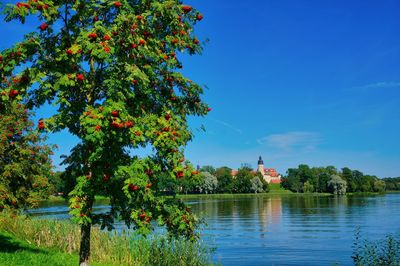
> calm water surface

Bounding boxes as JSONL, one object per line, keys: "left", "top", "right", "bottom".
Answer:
{"left": 30, "top": 193, "right": 400, "bottom": 265}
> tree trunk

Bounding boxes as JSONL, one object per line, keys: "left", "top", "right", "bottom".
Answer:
{"left": 79, "top": 194, "right": 94, "bottom": 266}
{"left": 79, "top": 223, "right": 92, "bottom": 266}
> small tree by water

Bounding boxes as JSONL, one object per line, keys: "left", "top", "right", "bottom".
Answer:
{"left": 328, "top": 175, "right": 347, "bottom": 195}
{"left": 250, "top": 176, "right": 264, "bottom": 193}
{"left": 201, "top": 172, "right": 218, "bottom": 194}
{"left": 374, "top": 179, "right": 386, "bottom": 193}
{"left": 303, "top": 180, "right": 314, "bottom": 193}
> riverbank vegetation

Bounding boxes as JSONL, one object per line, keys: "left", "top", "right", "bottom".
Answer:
{"left": 158, "top": 163, "right": 400, "bottom": 197}
{"left": 44, "top": 165, "right": 400, "bottom": 201}
{"left": 281, "top": 164, "right": 397, "bottom": 195}
{"left": 352, "top": 229, "right": 400, "bottom": 266}
{"left": 0, "top": 213, "right": 213, "bottom": 266}
{"left": 382, "top": 177, "right": 400, "bottom": 191}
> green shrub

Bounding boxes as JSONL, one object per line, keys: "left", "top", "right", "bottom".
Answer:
{"left": 352, "top": 228, "right": 400, "bottom": 266}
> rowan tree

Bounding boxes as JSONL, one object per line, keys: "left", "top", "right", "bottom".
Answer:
{"left": 1, "top": 1, "right": 208, "bottom": 265}
{"left": 0, "top": 100, "right": 53, "bottom": 211}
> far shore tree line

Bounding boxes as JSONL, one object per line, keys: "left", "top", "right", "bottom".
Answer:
{"left": 46, "top": 165, "right": 270, "bottom": 196}
{"left": 45, "top": 164, "right": 400, "bottom": 197}
{"left": 3, "top": 131, "right": 400, "bottom": 207}
{"left": 161, "top": 165, "right": 269, "bottom": 195}
{"left": 281, "top": 164, "right": 400, "bottom": 195}
{"left": 4, "top": 160, "right": 399, "bottom": 204}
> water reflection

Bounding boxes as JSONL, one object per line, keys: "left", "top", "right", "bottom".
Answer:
{"left": 30, "top": 194, "right": 400, "bottom": 266}
{"left": 28, "top": 199, "right": 111, "bottom": 220}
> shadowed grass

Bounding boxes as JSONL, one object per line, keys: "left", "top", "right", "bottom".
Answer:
{"left": 0, "top": 231, "right": 83, "bottom": 266}
{"left": 0, "top": 231, "right": 42, "bottom": 253}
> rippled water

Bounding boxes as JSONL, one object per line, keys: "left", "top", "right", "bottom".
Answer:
{"left": 30, "top": 193, "right": 400, "bottom": 265}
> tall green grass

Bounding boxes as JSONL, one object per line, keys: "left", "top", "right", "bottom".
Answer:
{"left": 352, "top": 228, "right": 400, "bottom": 266}
{"left": 0, "top": 214, "right": 213, "bottom": 266}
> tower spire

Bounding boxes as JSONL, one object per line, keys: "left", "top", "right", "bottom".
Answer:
{"left": 258, "top": 156, "right": 264, "bottom": 165}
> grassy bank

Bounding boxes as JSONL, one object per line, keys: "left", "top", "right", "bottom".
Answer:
{"left": 177, "top": 184, "right": 291, "bottom": 198}
{"left": 0, "top": 214, "right": 213, "bottom": 266}
{"left": 42, "top": 195, "right": 109, "bottom": 203}
{"left": 176, "top": 193, "right": 334, "bottom": 199}
{"left": 176, "top": 184, "right": 333, "bottom": 199}
{"left": 346, "top": 192, "right": 383, "bottom": 196}
{"left": 268, "top": 183, "right": 294, "bottom": 194}
{"left": 0, "top": 231, "right": 83, "bottom": 266}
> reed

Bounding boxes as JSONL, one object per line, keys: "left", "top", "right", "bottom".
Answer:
{"left": 0, "top": 214, "right": 213, "bottom": 266}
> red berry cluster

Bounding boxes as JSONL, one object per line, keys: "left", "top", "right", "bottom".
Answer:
{"left": 125, "top": 121, "right": 134, "bottom": 128}
{"left": 36, "top": 4, "right": 49, "bottom": 10}
{"left": 16, "top": 2, "right": 30, "bottom": 8}
{"left": 182, "top": 5, "right": 192, "bottom": 13}
{"left": 176, "top": 171, "right": 184, "bottom": 179}
{"left": 109, "top": 110, "right": 135, "bottom": 129}
{"left": 111, "top": 110, "right": 119, "bottom": 117}
{"left": 8, "top": 89, "right": 19, "bottom": 98}
{"left": 88, "top": 33, "right": 98, "bottom": 40}
{"left": 76, "top": 73, "right": 85, "bottom": 81}
{"left": 129, "top": 184, "right": 139, "bottom": 191}
{"left": 38, "top": 120, "right": 45, "bottom": 130}
{"left": 138, "top": 211, "right": 151, "bottom": 223}
{"left": 110, "top": 121, "right": 123, "bottom": 129}
{"left": 39, "top": 23, "right": 48, "bottom": 31}
{"left": 103, "top": 174, "right": 110, "bottom": 182}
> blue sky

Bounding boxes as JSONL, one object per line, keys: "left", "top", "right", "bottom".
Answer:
{"left": 1, "top": 1, "right": 400, "bottom": 177}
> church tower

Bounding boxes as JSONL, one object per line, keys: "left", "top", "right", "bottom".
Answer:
{"left": 257, "top": 156, "right": 265, "bottom": 176}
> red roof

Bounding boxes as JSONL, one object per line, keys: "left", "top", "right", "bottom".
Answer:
{"left": 264, "top": 168, "right": 277, "bottom": 173}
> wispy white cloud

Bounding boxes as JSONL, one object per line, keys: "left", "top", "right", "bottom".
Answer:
{"left": 257, "top": 131, "right": 322, "bottom": 152}
{"left": 211, "top": 118, "right": 243, "bottom": 135}
{"left": 355, "top": 81, "right": 400, "bottom": 90}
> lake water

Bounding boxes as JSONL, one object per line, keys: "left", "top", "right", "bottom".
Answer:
{"left": 30, "top": 193, "right": 400, "bottom": 265}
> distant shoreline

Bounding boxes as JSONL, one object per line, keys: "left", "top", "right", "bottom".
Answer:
{"left": 40, "top": 190, "right": 400, "bottom": 204}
